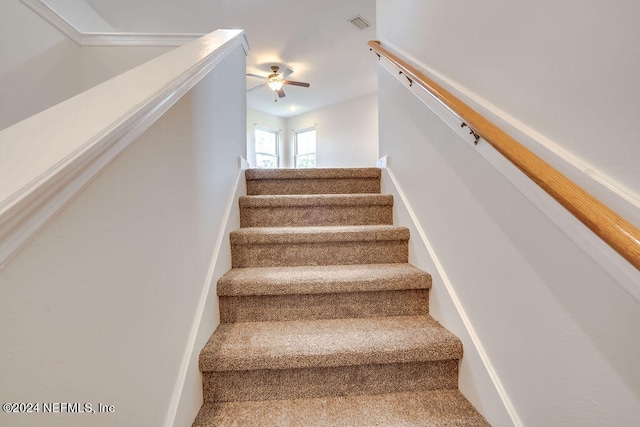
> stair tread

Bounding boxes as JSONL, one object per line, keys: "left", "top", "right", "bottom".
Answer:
{"left": 230, "top": 225, "right": 410, "bottom": 244}
{"left": 193, "top": 389, "right": 489, "bottom": 426}
{"left": 199, "top": 315, "right": 462, "bottom": 372}
{"left": 239, "top": 193, "right": 393, "bottom": 207}
{"left": 218, "top": 263, "right": 431, "bottom": 296}
{"left": 246, "top": 167, "right": 381, "bottom": 180}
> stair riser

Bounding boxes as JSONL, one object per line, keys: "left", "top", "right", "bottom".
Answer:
{"left": 203, "top": 360, "right": 459, "bottom": 403}
{"left": 220, "top": 290, "right": 429, "bottom": 322}
{"left": 194, "top": 390, "right": 490, "bottom": 427}
{"left": 231, "top": 240, "right": 409, "bottom": 268}
{"left": 240, "top": 205, "right": 393, "bottom": 227}
{"left": 246, "top": 178, "right": 381, "bottom": 195}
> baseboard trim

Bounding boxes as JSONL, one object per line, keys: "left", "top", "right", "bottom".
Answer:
{"left": 382, "top": 165, "right": 523, "bottom": 427}
{"left": 164, "top": 157, "right": 248, "bottom": 427}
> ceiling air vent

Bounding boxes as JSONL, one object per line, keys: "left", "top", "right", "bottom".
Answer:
{"left": 349, "top": 15, "right": 370, "bottom": 30}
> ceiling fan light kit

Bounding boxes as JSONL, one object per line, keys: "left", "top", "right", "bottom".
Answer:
{"left": 247, "top": 65, "right": 310, "bottom": 100}
{"left": 267, "top": 79, "right": 284, "bottom": 91}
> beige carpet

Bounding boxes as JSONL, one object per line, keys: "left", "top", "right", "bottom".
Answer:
{"left": 193, "top": 168, "right": 489, "bottom": 426}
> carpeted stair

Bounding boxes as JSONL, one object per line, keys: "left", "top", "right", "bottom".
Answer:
{"left": 193, "top": 168, "right": 489, "bottom": 426}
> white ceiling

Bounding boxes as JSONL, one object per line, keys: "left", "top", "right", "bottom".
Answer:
{"left": 83, "top": 0, "right": 378, "bottom": 118}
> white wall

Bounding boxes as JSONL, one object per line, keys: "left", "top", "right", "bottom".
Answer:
{"left": 0, "top": 0, "right": 82, "bottom": 130}
{"left": 80, "top": 46, "right": 173, "bottom": 90}
{"left": 379, "top": 69, "right": 640, "bottom": 426}
{"left": 0, "top": 45, "right": 247, "bottom": 427}
{"left": 287, "top": 93, "right": 379, "bottom": 168}
{"left": 377, "top": 0, "right": 640, "bottom": 206}
{"left": 43, "top": 0, "right": 115, "bottom": 31}
{"left": 172, "top": 166, "right": 245, "bottom": 427}
{"left": 380, "top": 168, "right": 513, "bottom": 427}
{"left": 247, "top": 94, "right": 378, "bottom": 169}
{"left": 0, "top": 1, "right": 173, "bottom": 131}
{"left": 246, "top": 108, "right": 289, "bottom": 167}
{"left": 376, "top": 2, "right": 640, "bottom": 423}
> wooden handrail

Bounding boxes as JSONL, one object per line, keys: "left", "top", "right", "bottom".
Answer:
{"left": 369, "top": 40, "right": 640, "bottom": 272}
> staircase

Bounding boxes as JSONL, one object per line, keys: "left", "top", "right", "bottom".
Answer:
{"left": 193, "top": 168, "right": 489, "bottom": 426}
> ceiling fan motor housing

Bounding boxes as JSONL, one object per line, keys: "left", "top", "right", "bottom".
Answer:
{"left": 268, "top": 66, "right": 281, "bottom": 80}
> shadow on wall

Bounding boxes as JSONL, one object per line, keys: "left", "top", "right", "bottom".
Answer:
{"left": 0, "top": 38, "right": 82, "bottom": 130}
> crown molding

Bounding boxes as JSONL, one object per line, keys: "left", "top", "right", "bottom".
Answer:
{"left": 19, "top": 0, "right": 205, "bottom": 47}
{"left": 78, "top": 32, "right": 206, "bottom": 47}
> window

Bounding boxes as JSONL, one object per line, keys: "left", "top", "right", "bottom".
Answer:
{"left": 294, "top": 127, "right": 316, "bottom": 168}
{"left": 255, "top": 128, "right": 279, "bottom": 168}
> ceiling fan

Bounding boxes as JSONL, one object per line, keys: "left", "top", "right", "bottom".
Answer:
{"left": 247, "top": 66, "right": 310, "bottom": 99}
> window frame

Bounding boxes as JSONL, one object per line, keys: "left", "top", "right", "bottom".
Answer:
{"left": 254, "top": 126, "right": 280, "bottom": 169}
{"left": 293, "top": 126, "right": 317, "bottom": 169}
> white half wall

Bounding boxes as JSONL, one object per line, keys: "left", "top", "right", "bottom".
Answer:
{"left": 0, "top": 44, "right": 247, "bottom": 427}
{"left": 378, "top": 66, "right": 640, "bottom": 426}
{"left": 287, "top": 93, "right": 379, "bottom": 168}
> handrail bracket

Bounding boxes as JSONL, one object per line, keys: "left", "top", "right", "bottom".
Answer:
{"left": 461, "top": 122, "right": 481, "bottom": 145}
{"left": 398, "top": 71, "right": 413, "bottom": 87}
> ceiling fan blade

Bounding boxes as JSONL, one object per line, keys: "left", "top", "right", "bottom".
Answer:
{"left": 283, "top": 68, "right": 294, "bottom": 77}
{"left": 277, "top": 88, "right": 286, "bottom": 98}
{"left": 246, "top": 73, "right": 267, "bottom": 79}
{"left": 247, "top": 83, "right": 267, "bottom": 93}
{"left": 284, "top": 80, "right": 310, "bottom": 88}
